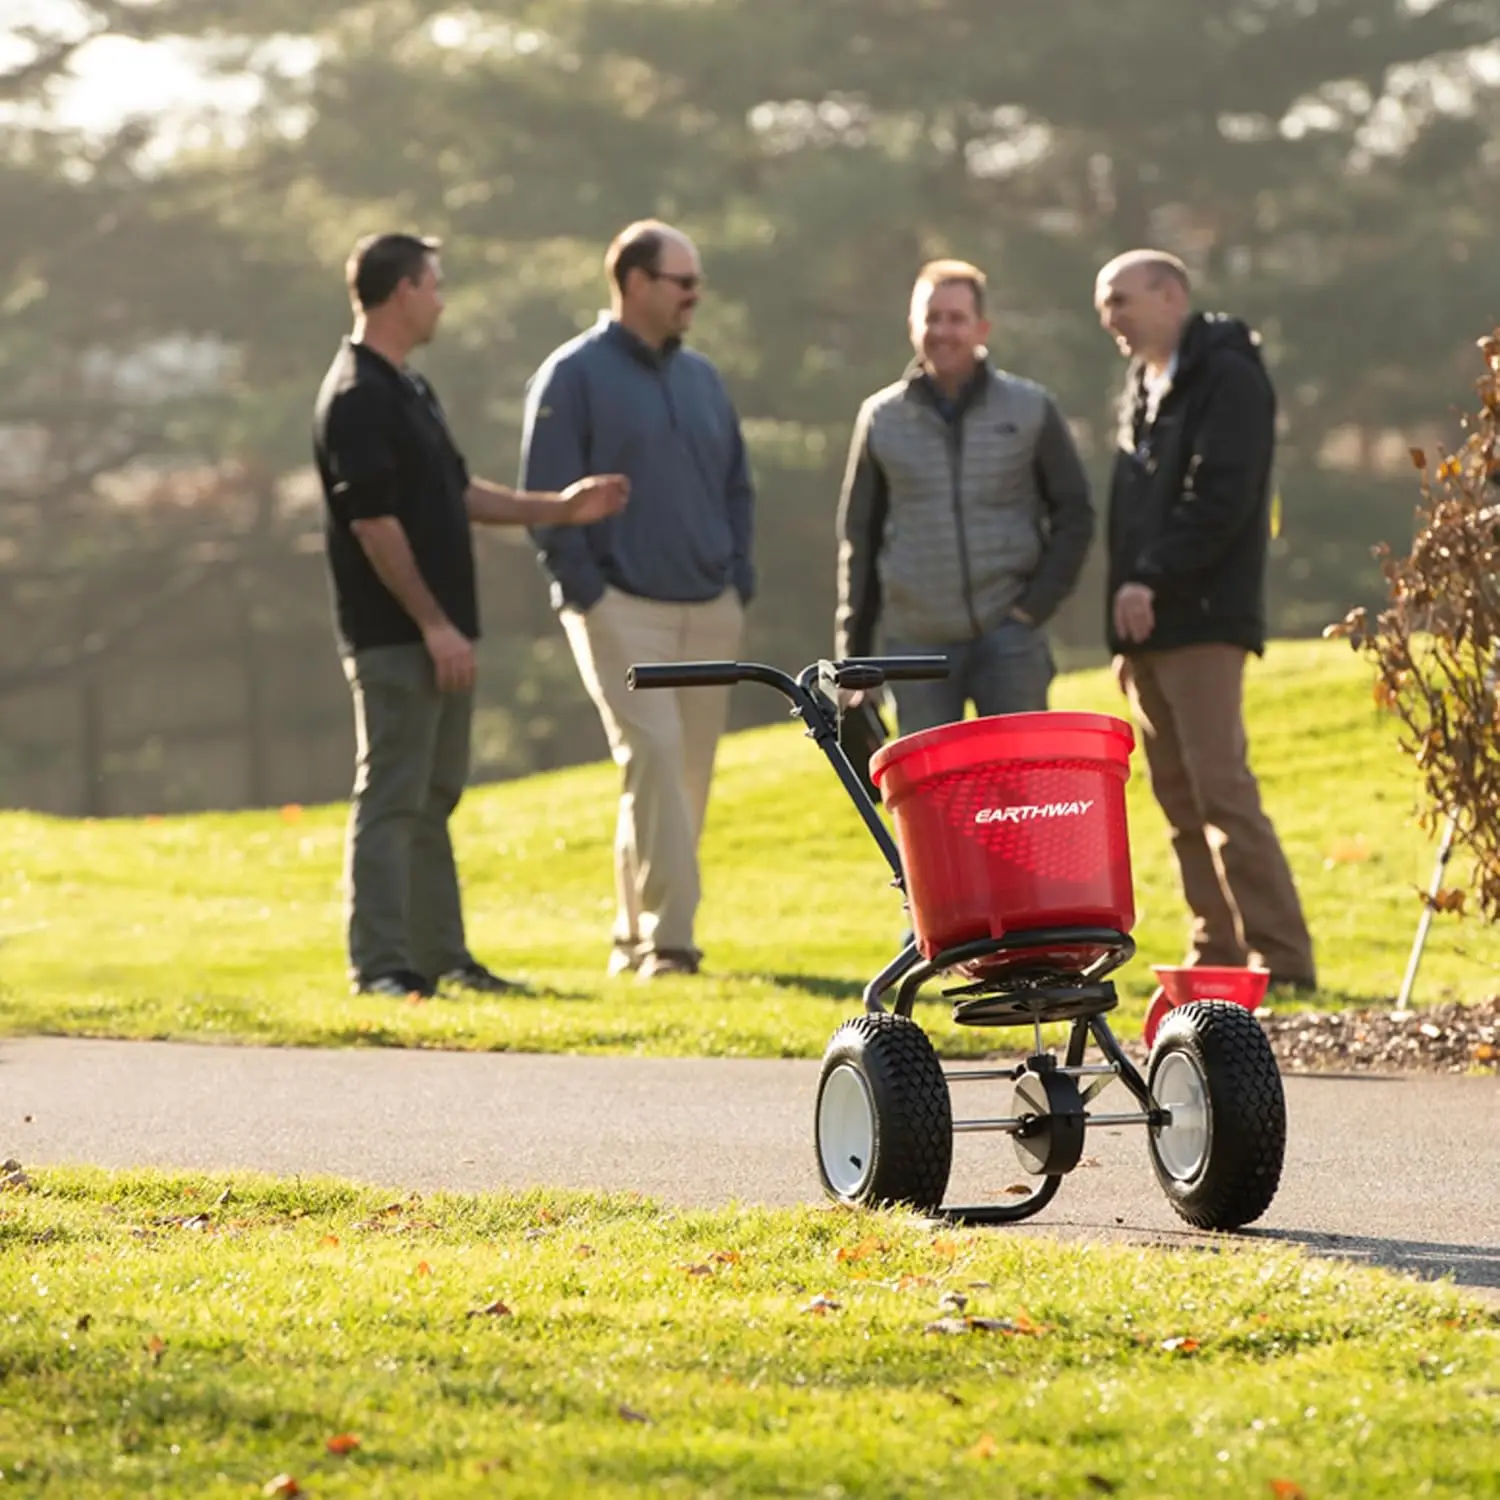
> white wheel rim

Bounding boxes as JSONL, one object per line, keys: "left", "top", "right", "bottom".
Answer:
{"left": 818, "top": 1063, "right": 876, "bottom": 1197}
{"left": 1152, "top": 1051, "right": 1210, "bottom": 1181}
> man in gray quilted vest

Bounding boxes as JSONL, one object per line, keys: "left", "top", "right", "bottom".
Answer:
{"left": 835, "top": 260, "right": 1094, "bottom": 732}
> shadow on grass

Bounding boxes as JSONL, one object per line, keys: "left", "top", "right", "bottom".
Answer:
{"left": 733, "top": 972, "right": 868, "bottom": 1002}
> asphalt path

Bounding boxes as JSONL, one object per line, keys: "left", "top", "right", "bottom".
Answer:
{"left": 5, "top": 1037, "right": 1497, "bottom": 1299}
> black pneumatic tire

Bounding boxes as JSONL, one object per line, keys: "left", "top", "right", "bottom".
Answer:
{"left": 1147, "top": 1001, "right": 1287, "bottom": 1230}
{"left": 815, "top": 1013, "right": 953, "bottom": 1212}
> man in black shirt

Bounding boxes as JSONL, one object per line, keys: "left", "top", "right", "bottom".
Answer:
{"left": 1094, "top": 247, "right": 1315, "bottom": 990}
{"left": 314, "top": 232, "right": 627, "bottom": 997}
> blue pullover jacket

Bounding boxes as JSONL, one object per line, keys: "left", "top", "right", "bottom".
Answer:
{"left": 521, "top": 315, "right": 756, "bottom": 612}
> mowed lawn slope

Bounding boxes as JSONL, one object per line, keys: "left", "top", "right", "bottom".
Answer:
{"left": 2, "top": 639, "right": 1495, "bottom": 1058}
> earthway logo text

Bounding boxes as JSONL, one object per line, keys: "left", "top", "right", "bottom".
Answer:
{"left": 973, "top": 799, "right": 1095, "bottom": 826}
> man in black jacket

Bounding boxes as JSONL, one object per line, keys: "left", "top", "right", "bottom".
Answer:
{"left": 1094, "top": 249, "right": 1316, "bottom": 989}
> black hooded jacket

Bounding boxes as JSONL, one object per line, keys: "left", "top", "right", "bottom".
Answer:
{"left": 1105, "top": 312, "right": 1275, "bottom": 656}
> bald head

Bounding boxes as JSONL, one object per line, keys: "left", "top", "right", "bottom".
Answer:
{"left": 1094, "top": 248, "right": 1192, "bottom": 366}
{"left": 606, "top": 219, "right": 703, "bottom": 347}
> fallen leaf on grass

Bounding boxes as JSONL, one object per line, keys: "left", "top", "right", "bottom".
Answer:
{"left": 709, "top": 1249, "right": 742, "bottom": 1266}
{"left": 75, "top": 1314, "right": 92, "bottom": 1332}
{"left": 1161, "top": 1336, "right": 1201, "bottom": 1354}
{"left": 0, "top": 1159, "right": 33, "bottom": 1192}
{"left": 1085, "top": 1476, "right": 1119, "bottom": 1495}
{"left": 262, "top": 1476, "right": 302, "bottom": 1498}
{"left": 476, "top": 1457, "right": 513, "bottom": 1474}
{"left": 801, "top": 1294, "right": 842, "bottom": 1316}
{"left": 939, "top": 1291, "right": 969, "bottom": 1313}
{"left": 1269, "top": 1483, "right": 1307, "bottom": 1500}
{"left": 466, "top": 1300, "right": 513, "bottom": 1319}
{"left": 321, "top": 1235, "right": 340, "bottom": 1248}
{"left": 678, "top": 1262, "right": 714, "bottom": 1278}
{"left": 836, "top": 1237, "right": 889, "bottom": 1263}
{"left": 618, "top": 1404, "right": 652, "bottom": 1425}
{"left": 574, "top": 1244, "right": 596, "bottom": 1259}
{"left": 146, "top": 1336, "right": 166, "bottom": 1364}
{"left": 415, "top": 1261, "right": 433, "bottom": 1277}
{"left": 325, "top": 1433, "right": 361, "bottom": 1456}
{"left": 896, "top": 1274, "right": 935, "bottom": 1292}
{"left": 940, "top": 1390, "right": 964, "bottom": 1407}
{"left": 1476, "top": 1043, "right": 1497, "bottom": 1063}
{"left": 925, "top": 1316, "right": 1042, "bottom": 1337}
{"left": 1324, "top": 836, "right": 1373, "bottom": 868}
{"left": 969, "top": 1434, "right": 999, "bottom": 1460}
{"left": 931, "top": 1238, "right": 960, "bottom": 1260}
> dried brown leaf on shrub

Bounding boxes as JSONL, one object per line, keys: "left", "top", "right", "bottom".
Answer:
{"left": 1349, "top": 328, "right": 1500, "bottom": 921}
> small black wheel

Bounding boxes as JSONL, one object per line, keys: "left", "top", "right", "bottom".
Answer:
{"left": 815, "top": 1013, "right": 952, "bottom": 1212}
{"left": 1147, "top": 1001, "right": 1286, "bottom": 1230}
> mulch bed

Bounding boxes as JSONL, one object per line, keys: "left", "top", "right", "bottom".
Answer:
{"left": 1102, "top": 996, "right": 1500, "bottom": 1076}
{"left": 1255, "top": 995, "right": 1500, "bottom": 1076}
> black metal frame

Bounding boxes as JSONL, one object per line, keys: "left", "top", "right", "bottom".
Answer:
{"left": 627, "top": 655, "right": 1156, "bottom": 1224}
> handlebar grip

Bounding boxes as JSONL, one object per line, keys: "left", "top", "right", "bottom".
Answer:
{"left": 627, "top": 661, "right": 745, "bottom": 690}
{"left": 858, "top": 655, "right": 950, "bottom": 682}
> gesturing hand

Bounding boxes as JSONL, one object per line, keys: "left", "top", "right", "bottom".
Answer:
{"left": 1112, "top": 583, "right": 1156, "bottom": 645}
{"left": 561, "top": 474, "right": 630, "bottom": 525}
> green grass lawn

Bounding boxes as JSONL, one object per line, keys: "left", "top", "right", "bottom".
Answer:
{"left": 1, "top": 1168, "right": 1496, "bottom": 1498}
{"left": 2, "top": 638, "right": 1497, "bottom": 1058}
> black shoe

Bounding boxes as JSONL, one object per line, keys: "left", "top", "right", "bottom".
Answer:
{"left": 352, "top": 969, "right": 434, "bottom": 998}
{"left": 436, "top": 961, "right": 524, "bottom": 995}
{"left": 638, "top": 948, "right": 702, "bottom": 980}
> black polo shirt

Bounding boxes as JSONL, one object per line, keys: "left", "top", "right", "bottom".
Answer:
{"left": 312, "top": 339, "right": 479, "bottom": 654}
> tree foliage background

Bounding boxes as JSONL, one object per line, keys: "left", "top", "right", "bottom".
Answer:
{"left": 3, "top": 0, "right": 1499, "bottom": 811}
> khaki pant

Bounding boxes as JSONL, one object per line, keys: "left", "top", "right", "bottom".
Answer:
{"left": 342, "top": 643, "right": 473, "bottom": 981}
{"left": 1124, "top": 644, "right": 1316, "bottom": 984}
{"left": 562, "top": 587, "right": 744, "bottom": 959}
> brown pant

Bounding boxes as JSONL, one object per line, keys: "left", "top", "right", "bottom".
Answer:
{"left": 561, "top": 586, "right": 745, "bottom": 959}
{"left": 1123, "top": 644, "right": 1315, "bottom": 983}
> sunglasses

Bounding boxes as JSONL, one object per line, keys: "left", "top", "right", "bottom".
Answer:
{"left": 648, "top": 270, "right": 703, "bottom": 292}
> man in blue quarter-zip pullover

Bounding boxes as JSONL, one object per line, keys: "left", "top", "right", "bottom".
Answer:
{"left": 835, "top": 260, "right": 1094, "bottom": 733}
{"left": 521, "top": 220, "right": 754, "bottom": 981}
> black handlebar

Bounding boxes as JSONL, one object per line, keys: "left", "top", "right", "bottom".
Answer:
{"left": 853, "top": 655, "right": 949, "bottom": 683}
{"left": 626, "top": 662, "right": 750, "bottom": 690}
{"left": 627, "top": 655, "right": 949, "bottom": 693}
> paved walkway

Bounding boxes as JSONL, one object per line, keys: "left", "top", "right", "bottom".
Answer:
{"left": 6, "top": 1037, "right": 1498, "bottom": 1297}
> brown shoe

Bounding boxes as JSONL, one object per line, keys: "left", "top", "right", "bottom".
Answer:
{"left": 638, "top": 948, "right": 701, "bottom": 980}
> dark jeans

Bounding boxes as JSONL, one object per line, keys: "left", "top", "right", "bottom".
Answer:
{"left": 342, "top": 643, "right": 474, "bottom": 981}
{"left": 886, "top": 619, "right": 1054, "bottom": 735}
